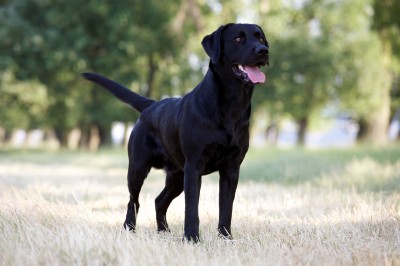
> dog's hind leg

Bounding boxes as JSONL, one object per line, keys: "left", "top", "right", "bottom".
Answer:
{"left": 123, "top": 122, "right": 154, "bottom": 232}
{"left": 155, "top": 170, "right": 184, "bottom": 232}
{"left": 123, "top": 160, "right": 151, "bottom": 231}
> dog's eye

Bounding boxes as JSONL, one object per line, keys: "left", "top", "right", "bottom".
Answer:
{"left": 235, "top": 37, "right": 242, "bottom": 42}
{"left": 259, "top": 37, "right": 265, "bottom": 43}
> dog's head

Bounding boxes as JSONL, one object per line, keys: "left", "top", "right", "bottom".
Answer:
{"left": 202, "top": 23, "right": 269, "bottom": 85}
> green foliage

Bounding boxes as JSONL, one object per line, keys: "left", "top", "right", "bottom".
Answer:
{"left": 339, "top": 33, "right": 390, "bottom": 115}
{"left": 0, "top": 71, "right": 48, "bottom": 129}
{"left": 0, "top": 0, "right": 183, "bottom": 140}
{"left": 253, "top": 0, "right": 397, "bottom": 144}
{"left": 372, "top": 0, "right": 400, "bottom": 42}
{"left": 0, "top": 0, "right": 399, "bottom": 146}
{"left": 372, "top": 0, "right": 400, "bottom": 119}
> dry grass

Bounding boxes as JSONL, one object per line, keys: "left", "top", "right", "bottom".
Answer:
{"left": 0, "top": 148, "right": 399, "bottom": 265}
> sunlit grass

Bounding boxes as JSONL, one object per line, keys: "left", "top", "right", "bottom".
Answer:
{"left": 0, "top": 146, "right": 399, "bottom": 265}
{"left": 241, "top": 146, "right": 400, "bottom": 189}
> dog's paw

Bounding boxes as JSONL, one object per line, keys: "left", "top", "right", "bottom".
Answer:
{"left": 157, "top": 227, "right": 171, "bottom": 233}
{"left": 218, "top": 226, "right": 233, "bottom": 240}
{"left": 156, "top": 219, "right": 170, "bottom": 232}
{"left": 123, "top": 222, "right": 136, "bottom": 232}
{"left": 182, "top": 235, "right": 200, "bottom": 244}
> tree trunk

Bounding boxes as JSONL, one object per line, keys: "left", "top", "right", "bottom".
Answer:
{"left": 97, "top": 124, "right": 111, "bottom": 147}
{"left": 54, "top": 128, "right": 69, "bottom": 148}
{"left": 188, "top": 0, "right": 203, "bottom": 32}
{"left": 356, "top": 93, "right": 390, "bottom": 145}
{"left": 356, "top": 37, "right": 392, "bottom": 145}
{"left": 24, "top": 130, "right": 32, "bottom": 147}
{"left": 145, "top": 54, "right": 157, "bottom": 98}
{"left": 79, "top": 126, "right": 90, "bottom": 149}
{"left": 89, "top": 125, "right": 100, "bottom": 151}
{"left": 79, "top": 124, "right": 110, "bottom": 150}
{"left": 4, "top": 129, "right": 12, "bottom": 143}
{"left": 172, "top": 0, "right": 203, "bottom": 34}
{"left": 296, "top": 117, "right": 308, "bottom": 146}
{"left": 356, "top": 117, "right": 368, "bottom": 141}
{"left": 0, "top": 127, "right": 11, "bottom": 146}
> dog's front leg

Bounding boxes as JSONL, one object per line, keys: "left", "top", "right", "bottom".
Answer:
{"left": 218, "top": 166, "right": 239, "bottom": 239}
{"left": 183, "top": 162, "right": 201, "bottom": 243}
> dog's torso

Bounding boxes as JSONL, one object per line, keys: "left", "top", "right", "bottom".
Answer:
{"left": 139, "top": 69, "right": 252, "bottom": 174}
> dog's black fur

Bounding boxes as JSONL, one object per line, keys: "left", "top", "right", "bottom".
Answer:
{"left": 83, "top": 23, "right": 269, "bottom": 242}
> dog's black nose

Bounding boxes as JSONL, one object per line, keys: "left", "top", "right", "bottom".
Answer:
{"left": 256, "top": 46, "right": 269, "bottom": 56}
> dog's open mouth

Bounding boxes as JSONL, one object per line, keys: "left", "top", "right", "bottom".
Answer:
{"left": 232, "top": 64, "right": 266, "bottom": 84}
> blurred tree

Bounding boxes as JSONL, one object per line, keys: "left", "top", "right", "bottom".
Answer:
{"left": 79, "top": 0, "right": 182, "bottom": 147}
{"left": 0, "top": 0, "right": 182, "bottom": 148}
{"left": 255, "top": 0, "right": 399, "bottom": 145}
{"left": 3, "top": 0, "right": 397, "bottom": 148}
{"left": 256, "top": 0, "right": 341, "bottom": 145}
{"left": 372, "top": 0, "right": 400, "bottom": 142}
{"left": 338, "top": 0, "right": 400, "bottom": 144}
{"left": 391, "top": 76, "right": 400, "bottom": 140}
{"left": 0, "top": 71, "right": 48, "bottom": 135}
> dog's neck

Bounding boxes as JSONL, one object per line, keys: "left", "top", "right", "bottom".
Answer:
{"left": 208, "top": 63, "right": 254, "bottom": 123}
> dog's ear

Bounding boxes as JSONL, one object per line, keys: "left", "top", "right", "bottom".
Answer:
{"left": 201, "top": 24, "right": 230, "bottom": 64}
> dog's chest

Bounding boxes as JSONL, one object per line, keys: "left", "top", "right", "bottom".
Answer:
{"left": 218, "top": 110, "right": 250, "bottom": 145}
{"left": 201, "top": 123, "right": 248, "bottom": 173}
{"left": 219, "top": 123, "right": 237, "bottom": 146}
{"left": 202, "top": 143, "right": 242, "bottom": 174}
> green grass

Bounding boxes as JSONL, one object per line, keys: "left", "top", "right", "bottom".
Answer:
{"left": 0, "top": 148, "right": 128, "bottom": 168}
{"left": 1, "top": 145, "right": 399, "bottom": 191}
{"left": 240, "top": 146, "right": 400, "bottom": 191}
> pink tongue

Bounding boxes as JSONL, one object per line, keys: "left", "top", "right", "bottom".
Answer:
{"left": 243, "top": 66, "right": 266, "bottom": 84}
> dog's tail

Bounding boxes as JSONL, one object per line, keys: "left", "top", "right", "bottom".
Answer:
{"left": 82, "top": 73, "right": 155, "bottom": 113}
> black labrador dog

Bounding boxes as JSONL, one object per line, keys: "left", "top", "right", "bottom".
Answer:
{"left": 83, "top": 23, "right": 269, "bottom": 242}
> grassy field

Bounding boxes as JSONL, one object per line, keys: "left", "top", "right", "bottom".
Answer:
{"left": 0, "top": 146, "right": 399, "bottom": 265}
